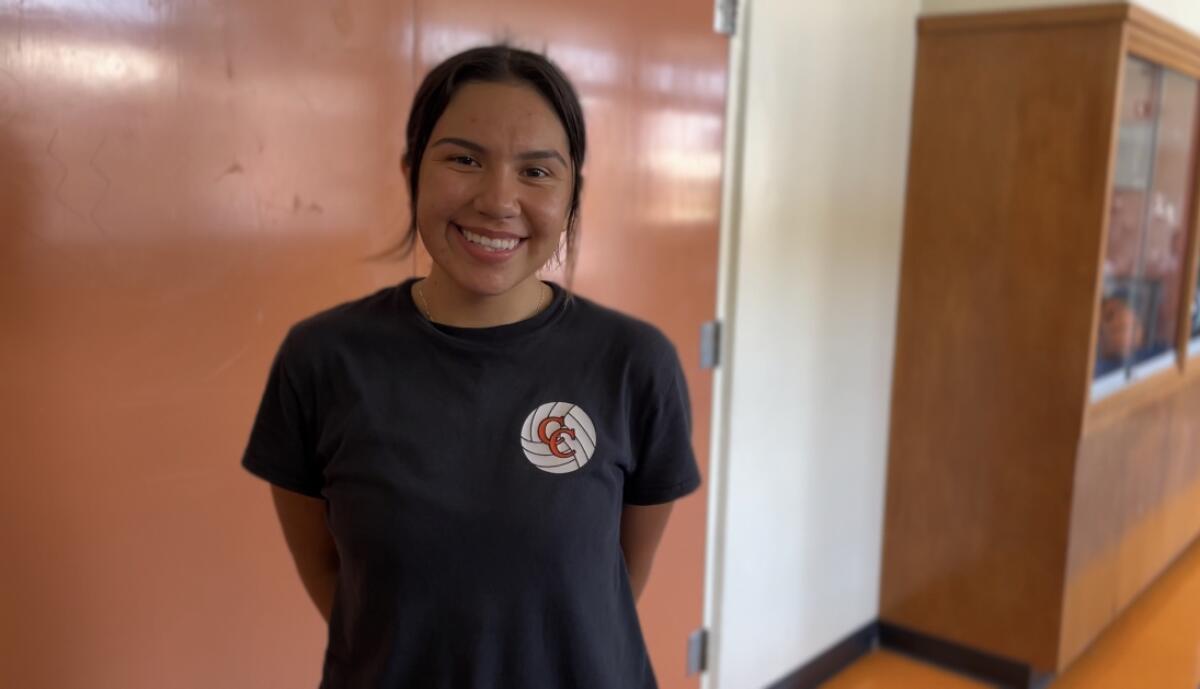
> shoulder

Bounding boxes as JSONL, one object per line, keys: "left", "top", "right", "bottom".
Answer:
{"left": 558, "top": 291, "right": 680, "bottom": 369}
{"left": 279, "top": 284, "right": 400, "bottom": 361}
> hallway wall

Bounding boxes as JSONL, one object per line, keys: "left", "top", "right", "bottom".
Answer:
{"left": 711, "top": 1, "right": 919, "bottom": 686}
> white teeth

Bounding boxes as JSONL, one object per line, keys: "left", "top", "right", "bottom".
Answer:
{"left": 459, "top": 226, "right": 519, "bottom": 252}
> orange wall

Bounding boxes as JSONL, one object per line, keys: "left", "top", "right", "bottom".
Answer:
{"left": 0, "top": 2, "right": 725, "bottom": 687}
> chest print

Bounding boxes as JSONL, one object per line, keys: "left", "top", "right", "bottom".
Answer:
{"left": 519, "top": 402, "right": 597, "bottom": 474}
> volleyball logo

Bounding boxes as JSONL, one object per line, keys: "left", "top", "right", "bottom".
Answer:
{"left": 520, "top": 402, "right": 597, "bottom": 474}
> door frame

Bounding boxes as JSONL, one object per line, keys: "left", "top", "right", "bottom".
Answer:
{"left": 701, "top": 0, "right": 751, "bottom": 686}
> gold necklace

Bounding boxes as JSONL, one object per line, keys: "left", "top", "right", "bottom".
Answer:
{"left": 416, "top": 280, "right": 547, "bottom": 323}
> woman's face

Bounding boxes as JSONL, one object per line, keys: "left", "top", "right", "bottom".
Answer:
{"left": 412, "top": 81, "right": 573, "bottom": 297}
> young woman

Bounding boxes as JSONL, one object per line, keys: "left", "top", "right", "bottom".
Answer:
{"left": 242, "top": 45, "right": 700, "bottom": 689}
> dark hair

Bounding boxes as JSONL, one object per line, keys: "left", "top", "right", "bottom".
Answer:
{"left": 378, "top": 45, "right": 587, "bottom": 276}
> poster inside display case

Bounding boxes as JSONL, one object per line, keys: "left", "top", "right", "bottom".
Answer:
{"left": 1094, "top": 57, "right": 1200, "bottom": 399}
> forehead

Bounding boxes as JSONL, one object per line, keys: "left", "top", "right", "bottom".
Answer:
{"left": 432, "top": 81, "right": 568, "bottom": 149}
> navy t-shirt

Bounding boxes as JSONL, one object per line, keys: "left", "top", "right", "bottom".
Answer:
{"left": 241, "top": 278, "right": 701, "bottom": 689}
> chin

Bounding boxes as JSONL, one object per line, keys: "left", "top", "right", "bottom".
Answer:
{"left": 445, "top": 264, "right": 530, "bottom": 298}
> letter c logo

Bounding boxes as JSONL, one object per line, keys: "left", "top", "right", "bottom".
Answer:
{"left": 520, "top": 403, "right": 597, "bottom": 474}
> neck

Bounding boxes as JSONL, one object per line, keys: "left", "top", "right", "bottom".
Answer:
{"left": 415, "top": 268, "right": 548, "bottom": 328}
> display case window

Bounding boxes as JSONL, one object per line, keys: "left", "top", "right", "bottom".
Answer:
{"left": 1094, "top": 57, "right": 1200, "bottom": 399}
{"left": 1192, "top": 244, "right": 1200, "bottom": 355}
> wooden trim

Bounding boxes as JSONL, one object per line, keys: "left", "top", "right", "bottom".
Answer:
{"left": 1128, "top": 4, "right": 1200, "bottom": 60}
{"left": 1127, "top": 24, "right": 1200, "bottom": 78}
{"left": 918, "top": 4, "right": 1128, "bottom": 35}
{"left": 1178, "top": 90, "right": 1200, "bottom": 372}
{"left": 877, "top": 622, "right": 1055, "bottom": 689}
{"left": 1080, "top": 23, "right": 1132, "bottom": 434}
{"left": 764, "top": 623, "right": 877, "bottom": 689}
{"left": 917, "top": 4, "right": 1200, "bottom": 73}
{"left": 1084, "top": 364, "right": 1188, "bottom": 433}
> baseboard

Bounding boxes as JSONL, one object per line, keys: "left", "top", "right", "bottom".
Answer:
{"left": 764, "top": 622, "right": 878, "bottom": 689}
{"left": 759, "top": 620, "right": 1055, "bottom": 689}
{"left": 877, "top": 622, "right": 1055, "bottom": 689}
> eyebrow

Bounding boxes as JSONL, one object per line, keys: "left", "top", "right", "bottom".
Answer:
{"left": 431, "top": 137, "right": 568, "bottom": 167}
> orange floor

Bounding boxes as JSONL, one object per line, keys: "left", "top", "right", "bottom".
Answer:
{"left": 823, "top": 537, "right": 1200, "bottom": 688}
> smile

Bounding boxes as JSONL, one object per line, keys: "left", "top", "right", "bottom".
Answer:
{"left": 455, "top": 224, "right": 523, "bottom": 252}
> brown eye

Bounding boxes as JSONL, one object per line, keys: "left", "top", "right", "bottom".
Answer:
{"left": 449, "top": 155, "right": 480, "bottom": 167}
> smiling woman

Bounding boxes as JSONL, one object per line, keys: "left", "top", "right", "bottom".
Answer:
{"left": 410, "top": 81, "right": 574, "bottom": 320}
{"left": 240, "top": 45, "right": 700, "bottom": 689}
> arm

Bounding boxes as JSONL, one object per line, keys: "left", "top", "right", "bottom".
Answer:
{"left": 619, "top": 502, "right": 675, "bottom": 602}
{"left": 270, "top": 485, "right": 339, "bottom": 624}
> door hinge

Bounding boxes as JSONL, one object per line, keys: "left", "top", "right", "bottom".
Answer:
{"left": 687, "top": 627, "right": 709, "bottom": 675}
{"left": 700, "top": 320, "right": 722, "bottom": 369}
{"left": 714, "top": 0, "right": 737, "bottom": 35}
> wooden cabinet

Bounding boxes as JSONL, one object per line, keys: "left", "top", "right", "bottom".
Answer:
{"left": 881, "top": 3, "right": 1200, "bottom": 677}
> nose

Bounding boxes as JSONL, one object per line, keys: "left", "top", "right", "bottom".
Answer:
{"left": 473, "top": 166, "right": 520, "bottom": 220}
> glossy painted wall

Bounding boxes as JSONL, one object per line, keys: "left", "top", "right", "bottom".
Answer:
{"left": 0, "top": 1, "right": 725, "bottom": 687}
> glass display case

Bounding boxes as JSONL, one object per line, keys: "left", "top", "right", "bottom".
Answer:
{"left": 885, "top": 5, "right": 1200, "bottom": 680}
{"left": 1093, "top": 56, "right": 1200, "bottom": 399}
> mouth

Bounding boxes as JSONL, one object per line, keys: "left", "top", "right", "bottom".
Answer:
{"left": 453, "top": 223, "right": 525, "bottom": 255}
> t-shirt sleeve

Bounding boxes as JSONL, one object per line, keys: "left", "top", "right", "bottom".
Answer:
{"left": 624, "top": 341, "right": 702, "bottom": 506}
{"left": 240, "top": 329, "right": 324, "bottom": 498}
